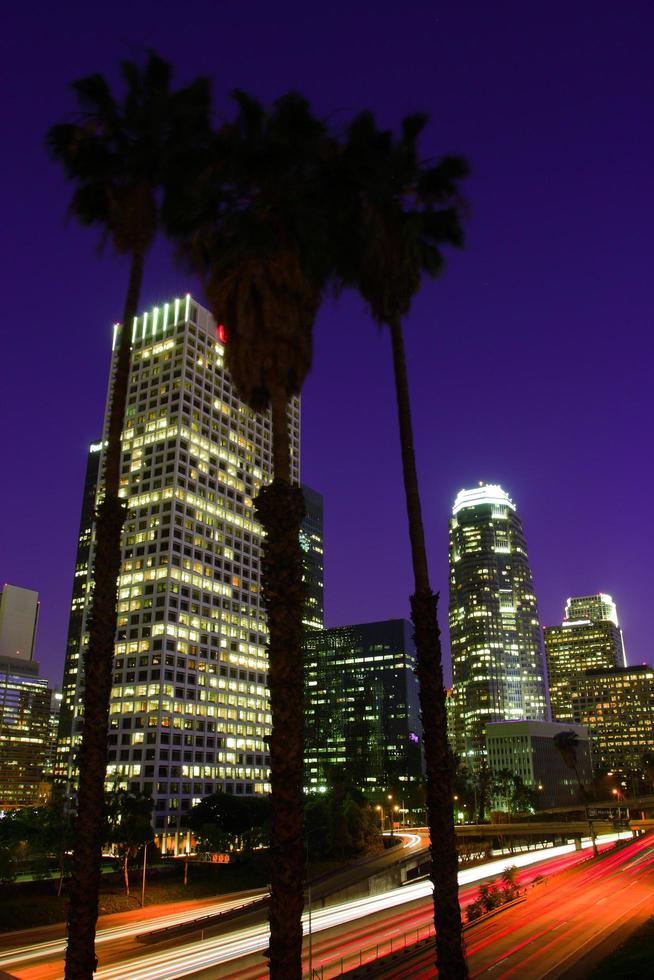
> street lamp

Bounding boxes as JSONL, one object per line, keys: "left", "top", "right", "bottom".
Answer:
{"left": 612, "top": 787, "right": 622, "bottom": 822}
{"left": 375, "top": 804, "right": 385, "bottom": 833}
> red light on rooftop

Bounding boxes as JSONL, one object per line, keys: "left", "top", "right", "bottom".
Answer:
{"left": 218, "top": 324, "right": 227, "bottom": 344}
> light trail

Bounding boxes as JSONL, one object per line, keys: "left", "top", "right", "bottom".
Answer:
{"left": 0, "top": 833, "right": 424, "bottom": 971}
{"left": 0, "top": 890, "right": 267, "bottom": 969}
{"left": 92, "top": 834, "right": 624, "bottom": 980}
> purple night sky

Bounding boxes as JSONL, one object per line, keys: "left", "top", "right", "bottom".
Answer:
{"left": 2, "top": 1, "right": 653, "bottom": 688}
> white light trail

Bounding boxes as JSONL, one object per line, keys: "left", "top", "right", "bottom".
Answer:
{"left": 93, "top": 835, "right": 621, "bottom": 980}
{"left": 0, "top": 891, "right": 266, "bottom": 969}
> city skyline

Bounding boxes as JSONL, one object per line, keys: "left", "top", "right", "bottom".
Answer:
{"left": 2, "top": 1, "right": 653, "bottom": 688}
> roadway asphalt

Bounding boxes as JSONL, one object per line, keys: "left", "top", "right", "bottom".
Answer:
{"left": 0, "top": 832, "right": 641, "bottom": 979}
{"left": 374, "top": 833, "right": 654, "bottom": 979}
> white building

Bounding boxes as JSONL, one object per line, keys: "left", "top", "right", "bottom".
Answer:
{"left": 0, "top": 584, "right": 39, "bottom": 661}
{"left": 58, "top": 294, "right": 300, "bottom": 849}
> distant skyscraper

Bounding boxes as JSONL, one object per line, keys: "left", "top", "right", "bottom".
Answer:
{"left": 58, "top": 294, "right": 300, "bottom": 849}
{"left": 300, "top": 485, "right": 324, "bottom": 630}
{"left": 0, "top": 584, "right": 39, "bottom": 661}
{"left": 56, "top": 443, "right": 102, "bottom": 777}
{"left": 449, "top": 484, "right": 548, "bottom": 763}
{"left": 0, "top": 655, "right": 52, "bottom": 808}
{"left": 570, "top": 666, "right": 654, "bottom": 776}
{"left": 544, "top": 594, "right": 626, "bottom": 722}
{"left": 304, "top": 620, "right": 422, "bottom": 800}
{"left": 0, "top": 587, "right": 51, "bottom": 808}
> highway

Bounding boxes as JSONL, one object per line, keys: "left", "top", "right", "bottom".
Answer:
{"left": 374, "top": 832, "right": 654, "bottom": 979}
{"left": 1, "top": 832, "right": 630, "bottom": 979}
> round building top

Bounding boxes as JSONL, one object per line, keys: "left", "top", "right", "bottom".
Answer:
{"left": 452, "top": 483, "right": 515, "bottom": 516}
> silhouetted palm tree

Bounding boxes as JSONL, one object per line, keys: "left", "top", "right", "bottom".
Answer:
{"left": 335, "top": 112, "right": 469, "bottom": 976}
{"left": 553, "top": 729, "right": 599, "bottom": 857}
{"left": 47, "top": 54, "right": 211, "bottom": 979}
{"left": 178, "top": 91, "right": 335, "bottom": 979}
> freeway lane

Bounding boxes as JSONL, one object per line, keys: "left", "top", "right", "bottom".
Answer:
{"left": 380, "top": 832, "right": 654, "bottom": 979}
{"left": 0, "top": 830, "right": 426, "bottom": 975}
{"left": 3, "top": 833, "right": 630, "bottom": 979}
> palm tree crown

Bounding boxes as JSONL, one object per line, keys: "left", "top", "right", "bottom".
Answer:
{"left": 336, "top": 110, "right": 467, "bottom": 326}
{"left": 47, "top": 53, "right": 211, "bottom": 258}
{"left": 181, "top": 90, "right": 335, "bottom": 426}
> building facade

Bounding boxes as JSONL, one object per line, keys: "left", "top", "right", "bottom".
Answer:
{"left": 304, "top": 620, "right": 422, "bottom": 802}
{"left": 0, "top": 584, "right": 39, "bottom": 662}
{"left": 56, "top": 443, "right": 102, "bottom": 775}
{"left": 570, "top": 666, "right": 654, "bottom": 776}
{"left": 544, "top": 594, "right": 626, "bottom": 722}
{"left": 300, "top": 485, "right": 324, "bottom": 631}
{"left": 58, "top": 294, "right": 300, "bottom": 847}
{"left": 486, "top": 719, "right": 592, "bottom": 810}
{"left": 0, "top": 656, "right": 52, "bottom": 808}
{"left": 449, "top": 484, "right": 548, "bottom": 765}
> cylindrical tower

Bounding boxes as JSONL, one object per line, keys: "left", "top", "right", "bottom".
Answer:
{"left": 448, "top": 483, "right": 548, "bottom": 764}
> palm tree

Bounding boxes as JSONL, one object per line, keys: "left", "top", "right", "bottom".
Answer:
{"left": 47, "top": 55, "right": 211, "bottom": 978}
{"left": 177, "top": 91, "right": 335, "bottom": 979}
{"left": 335, "top": 112, "right": 469, "bottom": 976}
{"left": 553, "top": 730, "right": 599, "bottom": 857}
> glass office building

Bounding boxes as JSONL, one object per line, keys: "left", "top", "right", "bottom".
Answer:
{"left": 304, "top": 619, "right": 422, "bottom": 801}
{"left": 544, "top": 594, "right": 626, "bottom": 722}
{"left": 449, "top": 484, "right": 548, "bottom": 764}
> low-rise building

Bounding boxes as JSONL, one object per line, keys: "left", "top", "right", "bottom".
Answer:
{"left": 486, "top": 719, "right": 592, "bottom": 810}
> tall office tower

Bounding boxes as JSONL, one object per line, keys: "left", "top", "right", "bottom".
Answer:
{"left": 300, "top": 485, "right": 324, "bottom": 630}
{"left": 570, "top": 666, "right": 654, "bottom": 777}
{"left": 59, "top": 294, "right": 300, "bottom": 848}
{"left": 566, "top": 594, "right": 620, "bottom": 626}
{"left": 56, "top": 443, "right": 102, "bottom": 777}
{"left": 449, "top": 484, "right": 548, "bottom": 764}
{"left": 304, "top": 620, "right": 422, "bottom": 802}
{"left": 0, "top": 584, "right": 39, "bottom": 661}
{"left": 544, "top": 594, "right": 626, "bottom": 722}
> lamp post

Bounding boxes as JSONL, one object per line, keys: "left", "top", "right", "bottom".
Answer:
{"left": 375, "top": 804, "right": 385, "bottom": 833}
{"left": 612, "top": 787, "right": 622, "bottom": 822}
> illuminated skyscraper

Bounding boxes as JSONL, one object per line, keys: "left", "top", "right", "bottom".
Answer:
{"left": 56, "top": 443, "right": 102, "bottom": 776}
{"left": 544, "top": 593, "right": 626, "bottom": 722}
{"left": 448, "top": 484, "right": 548, "bottom": 763}
{"left": 0, "top": 586, "right": 51, "bottom": 808}
{"left": 570, "top": 666, "right": 654, "bottom": 776}
{"left": 304, "top": 620, "right": 422, "bottom": 800}
{"left": 58, "top": 294, "right": 300, "bottom": 848}
{"left": 300, "top": 485, "right": 324, "bottom": 631}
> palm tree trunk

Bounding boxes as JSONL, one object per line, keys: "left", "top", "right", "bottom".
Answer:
{"left": 389, "top": 316, "right": 468, "bottom": 978}
{"left": 255, "top": 387, "right": 305, "bottom": 980}
{"left": 123, "top": 853, "right": 130, "bottom": 897}
{"left": 65, "top": 251, "right": 144, "bottom": 980}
